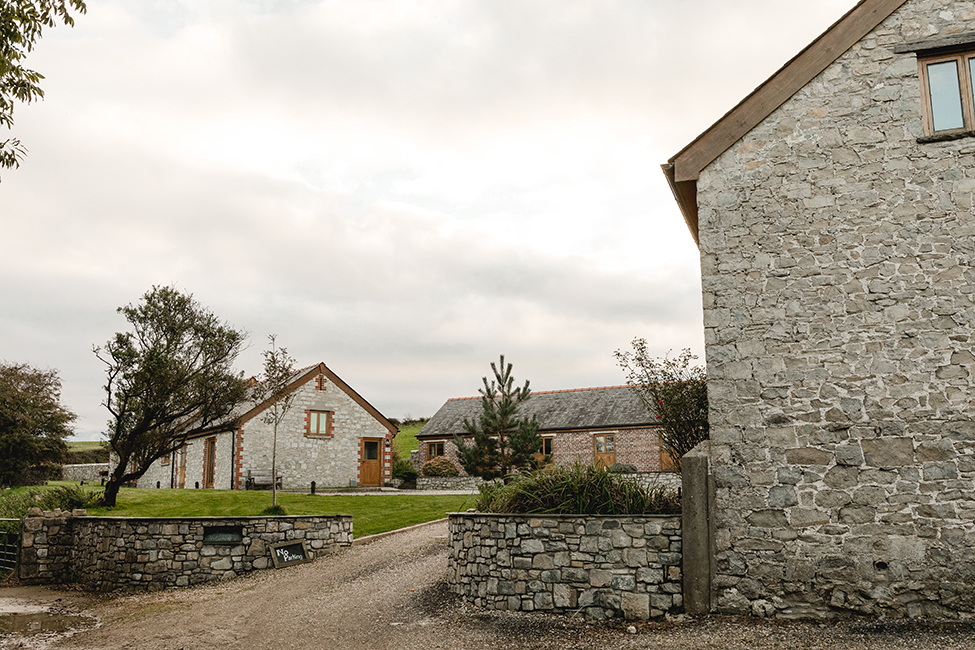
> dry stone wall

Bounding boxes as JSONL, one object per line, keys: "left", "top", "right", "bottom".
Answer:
{"left": 60, "top": 464, "right": 109, "bottom": 483}
{"left": 448, "top": 513, "right": 682, "bottom": 620}
{"left": 696, "top": 0, "right": 975, "bottom": 618}
{"left": 416, "top": 476, "right": 487, "bottom": 490}
{"left": 18, "top": 509, "right": 352, "bottom": 591}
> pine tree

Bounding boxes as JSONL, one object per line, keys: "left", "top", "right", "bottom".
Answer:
{"left": 454, "top": 355, "right": 541, "bottom": 481}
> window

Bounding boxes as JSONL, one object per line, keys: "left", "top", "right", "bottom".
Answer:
{"left": 306, "top": 410, "right": 332, "bottom": 437}
{"left": 160, "top": 453, "right": 170, "bottom": 466}
{"left": 920, "top": 51, "right": 975, "bottom": 134}
{"left": 896, "top": 32, "right": 975, "bottom": 138}
{"left": 542, "top": 437, "right": 553, "bottom": 456}
{"left": 428, "top": 442, "right": 445, "bottom": 458}
{"left": 534, "top": 436, "right": 554, "bottom": 465}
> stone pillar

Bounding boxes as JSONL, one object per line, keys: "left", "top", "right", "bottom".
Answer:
{"left": 682, "top": 441, "right": 714, "bottom": 614}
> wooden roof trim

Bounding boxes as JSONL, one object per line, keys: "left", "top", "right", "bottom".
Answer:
{"left": 317, "top": 363, "right": 399, "bottom": 435}
{"left": 416, "top": 423, "right": 661, "bottom": 440}
{"left": 668, "top": 0, "right": 908, "bottom": 184}
{"left": 662, "top": 164, "right": 699, "bottom": 247}
{"left": 194, "top": 362, "right": 398, "bottom": 437}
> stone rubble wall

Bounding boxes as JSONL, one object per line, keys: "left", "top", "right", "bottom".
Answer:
{"left": 18, "top": 509, "right": 352, "bottom": 591}
{"left": 59, "top": 464, "right": 109, "bottom": 483}
{"left": 416, "top": 476, "right": 488, "bottom": 490}
{"left": 448, "top": 513, "right": 682, "bottom": 620}
{"left": 695, "top": 0, "right": 975, "bottom": 618}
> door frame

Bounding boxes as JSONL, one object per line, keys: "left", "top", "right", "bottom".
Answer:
{"left": 359, "top": 437, "right": 383, "bottom": 486}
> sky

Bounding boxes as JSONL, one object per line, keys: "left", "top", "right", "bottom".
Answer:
{"left": 2, "top": 0, "right": 860, "bottom": 441}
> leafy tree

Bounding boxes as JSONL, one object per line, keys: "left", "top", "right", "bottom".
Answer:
{"left": 0, "top": 362, "right": 74, "bottom": 486}
{"left": 453, "top": 355, "right": 541, "bottom": 481}
{"left": 1, "top": 0, "right": 86, "bottom": 176}
{"left": 95, "top": 286, "right": 249, "bottom": 507}
{"left": 615, "top": 341, "right": 708, "bottom": 471}
{"left": 252, "top": 335, "right": 296, "bottom": 507}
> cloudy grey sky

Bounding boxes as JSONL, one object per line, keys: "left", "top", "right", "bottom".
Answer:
{"left": 2, "top": 0, "right": 859, "bottom": 440}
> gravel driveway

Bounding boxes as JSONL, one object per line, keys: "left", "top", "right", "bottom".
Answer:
{"left": 5, "top": 521, "right": 975, "bottom": 649}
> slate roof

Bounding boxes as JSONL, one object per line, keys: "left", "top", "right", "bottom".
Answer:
{"left": 417, "top": 385, "right": 656, "bottom": 439}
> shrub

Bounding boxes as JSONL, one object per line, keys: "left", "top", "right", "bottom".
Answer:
{"left": 606, "top": 462, "right": 638, "bottom": 474}
{"left": 474, "top": 463, "right": 679, "bottom": 516}
{"left": 421, "top": 456, "right": 460, "bottom": 477}
{"left": 392, "top": 458, "right": 418, "bottom": 482}
{"left": 262, "top": 505, "right": 287, "bottom": 516}
{"left": 0, "top": 484, "right": 99, "bottom": 523}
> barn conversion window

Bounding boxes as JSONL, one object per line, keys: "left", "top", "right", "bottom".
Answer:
{"left": 428, "top": 441, "right": 445, "bottom": 458}
{"left": 920, "top": 52, "right": 975, "bottom": 133}
{"left": 306, "top": 410, "right": 332, "bottom": 437}
{"left": 896, "top": 32, "right": 975, "bottom": 139}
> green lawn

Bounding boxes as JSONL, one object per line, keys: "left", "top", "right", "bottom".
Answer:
{"left": 76, "top": 486, "right": 469, "bottom": 537}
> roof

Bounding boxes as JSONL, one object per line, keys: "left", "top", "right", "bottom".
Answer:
{"left": 664, "top": 0, "right": 908, "bottom": 246}
{"left": 417, "top": 385, "right": 656, "bottom": 439}
{"left": 192, "top": 362, "right": 397, "bottom": 437}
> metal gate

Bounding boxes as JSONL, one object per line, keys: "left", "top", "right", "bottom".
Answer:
{"left": 0, "top": 518, "right": 21, "bottom": 573}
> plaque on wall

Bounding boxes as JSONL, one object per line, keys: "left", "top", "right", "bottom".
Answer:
{"left": 270, "top": 540, "right": 312, "bottom": 568}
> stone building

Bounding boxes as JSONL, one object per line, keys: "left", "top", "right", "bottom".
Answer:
{"left": 666, "top": 0, "right": 975, "bottom": 617}
{"left": 417, "top": 386, "right": 674, "bottom": 473}
{"left": 136, "top": 363, "right": 397, "bottom": 490}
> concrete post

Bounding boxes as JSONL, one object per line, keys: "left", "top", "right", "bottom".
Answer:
{"left": 681, "top": 441, "right": 714, "bottom": 614}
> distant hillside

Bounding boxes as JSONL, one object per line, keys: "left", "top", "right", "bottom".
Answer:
{"left": 65, "top": 441, "right": 109, "bottom": 464}
{"left": 390, "top": 418, "right": 428, "bottom": 456}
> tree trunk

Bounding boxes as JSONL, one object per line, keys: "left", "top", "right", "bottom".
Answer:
{"left": 101, "top": 479, "right": 122, "bottom": 507}
{"left": 272, "top": 421, "right": 278, "bottom": 507}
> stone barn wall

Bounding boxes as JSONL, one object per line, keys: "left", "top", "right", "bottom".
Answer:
{"left": 695, "top": 0, "right": 975, "bottom": 618}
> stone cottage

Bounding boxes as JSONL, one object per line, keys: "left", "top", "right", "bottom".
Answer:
{"left": 666, "top": 0, "right": 975, "bottom": 618}
{"left": 417, "top": 385, "right": 674, "bottom": 473}
{"left": 135, "top": 363, "right": 397, "bottom": 490}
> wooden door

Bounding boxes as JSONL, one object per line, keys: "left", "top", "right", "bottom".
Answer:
{"left": 203, "top": 438, "right": 216, "bottom": 489}
{"left": 360, "top": 439, "right": 382, "bottom": 486}
{"left": 178, "top": 446, "right": 187, "bottom": 488}
{"left": 660, "top": 437, "right": 679, "bottom": 472}
{"left": 593, "top": 433, "right": 616, "bottom": 468}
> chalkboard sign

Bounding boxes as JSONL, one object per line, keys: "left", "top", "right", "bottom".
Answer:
{"left": 270, "top": 540, "right": 312, "bottom": 568}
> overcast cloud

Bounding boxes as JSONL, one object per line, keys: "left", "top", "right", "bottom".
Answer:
{"left": 1, "top": 0, "right": 859, "bottom": 439}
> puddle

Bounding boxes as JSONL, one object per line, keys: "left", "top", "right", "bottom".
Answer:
{"left": 0, "top": 612, "right": 97, "bottom": 636}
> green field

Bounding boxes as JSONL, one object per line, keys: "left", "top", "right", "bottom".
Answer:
{"left": 50, "top": 483, "right": 469, "bottom": 537}
{"left": 392, "top": 421, "right": 424, "bottom": 456}
{"left": 66, "top": 441, "right": 106, "bottom": 450}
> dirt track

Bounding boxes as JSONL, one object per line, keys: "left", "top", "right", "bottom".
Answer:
{"left": 6, "top": 521, "right": 975, "bottom": 650}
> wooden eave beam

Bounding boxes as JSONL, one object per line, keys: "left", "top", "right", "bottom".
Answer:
{"left": 662, "top": 163, "right": 699, "bottom": 247}
{"left": 668, "top": 0, "right": 908, "bottom": 184}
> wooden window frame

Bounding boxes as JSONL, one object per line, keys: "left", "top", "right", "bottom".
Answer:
{"left": 305, "top": 409, "right": 333, "bottom": 437}
{"left": 918, "top": 50, "right": 975, "bottom": 136}
{"left": 428, "top": 441, "right": 445, "bottom": 458}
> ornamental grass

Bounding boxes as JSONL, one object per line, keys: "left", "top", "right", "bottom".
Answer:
{"left": 473, "top": 463, "right": 680, "bottom": 516}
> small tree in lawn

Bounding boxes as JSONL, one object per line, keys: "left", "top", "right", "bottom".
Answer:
{"left": 252, "top": 335, "right": 296, "bottom": 508}
{"left": 453, "top": 355, "right": 541, "bottom": 482}
{"left": 614, "top": 340, "right": 708, "bottom": 471}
